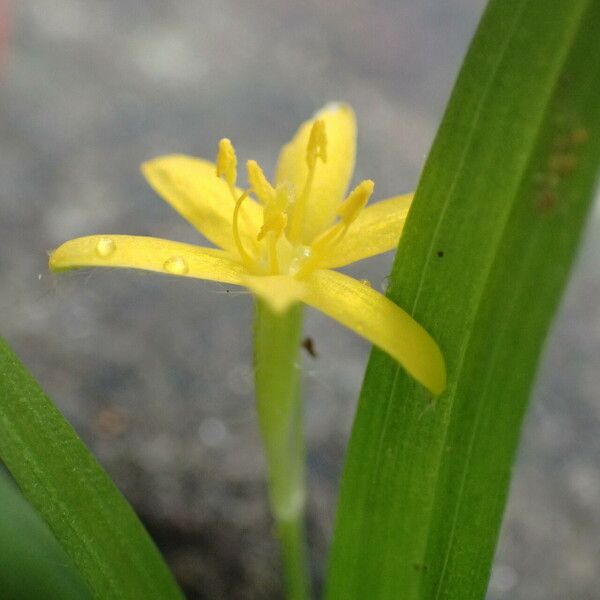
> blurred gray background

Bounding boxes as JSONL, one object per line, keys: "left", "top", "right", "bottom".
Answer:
{"left": 1, "top": 1, "right": 599, "bottom": 598}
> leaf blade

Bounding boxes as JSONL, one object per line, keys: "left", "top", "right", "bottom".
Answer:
{"left": 0, "top": 337, "right": 184, "bottom": 600}
{"left": 0, "top": 467, "right": 92, "bottom": 600}
{"left": 326, "top": 1, "right": 600, "bottom": 599}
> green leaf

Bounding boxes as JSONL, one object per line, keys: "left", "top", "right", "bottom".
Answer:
{"left": 0, "top": 337, "right": 184, "bottom": 600}
{"left": 326, "top": 1, "right": 600, "bottom": 599}
{"left": 0, "top": 467, "right": 91, "bottom": 600}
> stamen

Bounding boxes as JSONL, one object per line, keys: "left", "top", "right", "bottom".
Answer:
{"left": 294, "top": 180, "right": 374, "bottom": 280}
{"left": 216, "top": 140, "right": 260, "bottom": 254}
{"left": 247, "top": 160, "right": 275, "bottom": 204}
{"left": 337, "top": 180, "right": 374, "bottom": 225}
{"left": 306, "top": 119, "right": 327, "bottom": 168}
{"left": 310, "top": 223, "right": 346, "bottom": 254}
{"left": 288, "top": 120, "right": 328, "bottom": 244}
{"left": 232, "top": 190, "right": 253, "bottom": 267}
{"left": 293, "top": 224, "right": 344, "bottom": 279}
{"left": 216, "top": 138, "right": 237, "bottom": 188}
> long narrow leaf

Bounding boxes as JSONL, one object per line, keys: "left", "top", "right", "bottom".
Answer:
{"left": 0, "top": 337, "right": 184, "bottom": 600}
{"left": 0, "top": 468, "right": 91, "bottom": 600}
{"left": 326, "top": 1, "right": 600, "bottom": 599}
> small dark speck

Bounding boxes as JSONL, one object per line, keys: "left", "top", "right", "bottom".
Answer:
{"left": 437, "top": 250, "right": 444, "bottom": 258}
{"left": 413, "top": 563, "right": 429, "bottom": 572}
{"left": 301, "top": 336, "right": 318, "bottom": 358}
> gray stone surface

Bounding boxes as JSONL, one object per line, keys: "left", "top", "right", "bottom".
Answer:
{"left": 0, "top": 1, "right": 598, "bottom": 598}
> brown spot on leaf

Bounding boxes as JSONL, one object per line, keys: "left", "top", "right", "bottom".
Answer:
{"left": 570, "top": 127, "right": 589, "bottom": 145}
{"left": 536, "top": 191, "right": 558, "bottom": 214}
{"left": 548, "top": 154, "right": 578, "bottom": 176}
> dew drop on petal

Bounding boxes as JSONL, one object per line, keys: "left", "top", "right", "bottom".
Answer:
{"left": 95, "top": 237, "right": 116, "bottom": 258}
{"left": 288, "top": 257, "right": 301, "bottom": 275}
{"left": 288, "top": 246, "right": 313, "bottom": 275}
{"left": 163, "top": 256, "right": 189, "bottom": 275}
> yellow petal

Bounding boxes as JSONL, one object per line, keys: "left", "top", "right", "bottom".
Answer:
{"left": 141, "top": 155, "right": 262, "bottom": 255}
{"left": 302, "top": 269, "right": 446, "bottom": 394}
{"left": 243, "top": 274, "right": 306, "bottom": 314}
{"left": 49, "top": 235, "right": 247, "bottom": 285}
{"left": 320, "top": 193, "right": 414, "bottom": 269}
{"left": 275, "top": 103, "right": 356, "bottom": 242}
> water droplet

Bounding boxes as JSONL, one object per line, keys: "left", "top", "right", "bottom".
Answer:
{"left": 359, "top": 278, "right": 371, "bottom": 287}
{"left": 163, "top": 256, "right": 189, "bottom": 275}
{"left": 288, "top": 257, "right": 301, "bottom": 275}
{"left": 95, "top": 237, "right": 116, "bottom": 258}
{"left": 287, "top": 245, "right": 312, "bottom": 275}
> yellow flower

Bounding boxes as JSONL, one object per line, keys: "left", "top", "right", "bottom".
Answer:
{"left": 49, "top": 103, "right": 446, "bottom": 394}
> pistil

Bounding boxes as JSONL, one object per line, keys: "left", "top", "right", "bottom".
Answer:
{"left": 258, "top": 184, "right": 290, "bottom": 275}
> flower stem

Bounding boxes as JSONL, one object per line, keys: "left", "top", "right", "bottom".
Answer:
{"left": 253, "top": 300, "right": 311, "bottom": 600}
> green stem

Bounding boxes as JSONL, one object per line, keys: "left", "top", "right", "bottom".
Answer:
{"left": 253, "top": 300, "right": 311, "bottom": 600}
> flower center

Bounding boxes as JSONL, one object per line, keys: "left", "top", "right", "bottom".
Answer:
{"left": 216, "top": 122, "right": 374, "bottom": 278}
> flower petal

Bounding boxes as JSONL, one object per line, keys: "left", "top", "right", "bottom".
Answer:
{"left": 49, "top": 235, "right": 247, "bottom": 285}
{"left": 302, "top": 269, "right": 446, "bottom": 394}
{"left": 243, "top": 275, "right": 306, "bottom": 314}
{"left": 319, "top": 193, "right": 413, "bottom": 269}
{"left": 275, "top": 103, "right": 356, "bottom": 242}
{"left": 141, "top": 155, "right": 262, "bottom": 255}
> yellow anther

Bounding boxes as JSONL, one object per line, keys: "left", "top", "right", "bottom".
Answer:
{"left": 216, "top": 138, "right": 237, "bottom": 188}
{"left": 247, "top": 160, "right": 275, "bottom": 204}
{"left": 258, "top": 184, "right": 289, "bottom": 241}
{"left": 306, "top": 119, "right": 327, "bottom": 169}
{"left": 337, "top": 180, "right": 374, "bottom": 226}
